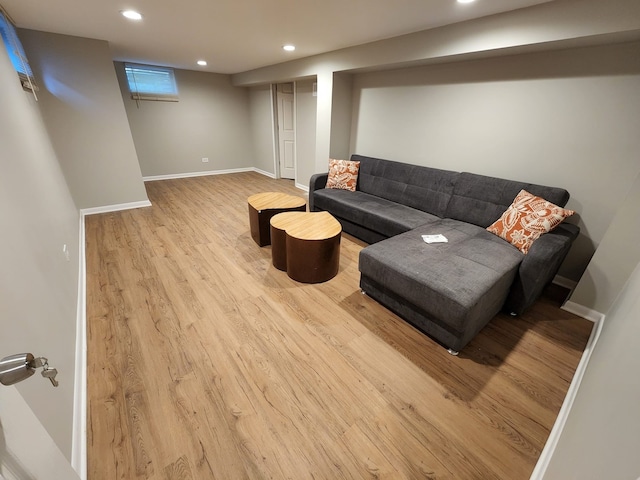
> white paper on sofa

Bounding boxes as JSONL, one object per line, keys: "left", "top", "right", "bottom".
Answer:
{"left": 422, "top": 234, "right": 448, "bottom": 244}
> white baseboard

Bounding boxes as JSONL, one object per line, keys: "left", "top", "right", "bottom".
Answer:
{"left": 143, "top": 167, "right": 254, "bottom": 182}
{"left": 552, "top": 275, "right": 578, "bottom": 291}
{"left": 80, "top": 200, "right": 152, "bottom": 216}
{"left": 561, "top": 300, "right": 604, "bottom": 323}
{"left": 71, "top": 213, "right": 87, "bottom": 480}
{"left": 254, "top": 168, "right": 276, "bottom": 179}
{"left": 295, "top": 182, "right": 309, "bottom": 193}
{"left": 530, "top": 305, "right": 605, "bottom": 479}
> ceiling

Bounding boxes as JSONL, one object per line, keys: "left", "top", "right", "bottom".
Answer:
{"left": 1, "top": 0, "right": 553, "bottom": 74}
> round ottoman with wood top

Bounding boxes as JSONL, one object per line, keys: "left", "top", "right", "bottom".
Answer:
{"left": 270, "top": 211, "right": 342, "bottom": 283}
{"left": 248, "top": 192, "right": 306, "bottom": 246}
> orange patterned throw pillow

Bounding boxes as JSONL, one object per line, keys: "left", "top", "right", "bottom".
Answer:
{"left": 487, "top": 189, "right": 574, "bottom": 254}
{"left": 326, "top": 159, "right": 360, "bottom": 192}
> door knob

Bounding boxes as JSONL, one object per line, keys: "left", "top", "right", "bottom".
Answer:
{"left": 0, "top": 353, "right": 59, "bottom": 387}
{"left": 0, "top": 353, "right": 36, "bottom": 386}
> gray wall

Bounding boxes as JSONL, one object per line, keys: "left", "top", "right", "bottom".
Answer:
{"left": 0, "top": 35, "right": 79, "bottom": 460}
{"left": 329, "top": 73, "right": 353, "bottom": 161}
{"left": 349, "top": 41, "right": 640, "bottom": 281}
{"left": 248, "top": 84, "right": 276, "bottom": 175}
{"left": 543, "top": 259, "right": 640, "bottom": 479}
{"left": 20, "top": 30, "right": 148, "bottom": 210}
{"left": 116, "top": 64, "right": 255, "bottom": 178}
{"left": 569, "top": 171, "right": 640, "bottom": 313}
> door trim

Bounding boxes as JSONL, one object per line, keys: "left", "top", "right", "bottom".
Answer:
{"left": 72, "top": 213, "right": 87, "bottom": 479}
{"left": 272, "top": 82, "right": 297, "bottom": 181}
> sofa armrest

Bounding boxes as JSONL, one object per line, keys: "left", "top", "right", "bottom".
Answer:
{"left": 309, "top": 173, "right": 328, "bottom": 211}
{"left": 504, "top": 224, "right": 579, "bottom": 315}
{"left": 553, "top": 222, "right": 580, "bottom": 242}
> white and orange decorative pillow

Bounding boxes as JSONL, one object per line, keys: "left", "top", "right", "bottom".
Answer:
{"left": 326, "top": 159, "right": 360, "bottom": 192}
{"left": 487, "top": 189, "right": 574, "bottom": 254}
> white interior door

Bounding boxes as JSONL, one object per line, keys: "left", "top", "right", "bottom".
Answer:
{"left": 276, "top": 83, "right": 296, "bottom": 180}
{"left": 0, "top": 386, "right": 79, "bottom": 480}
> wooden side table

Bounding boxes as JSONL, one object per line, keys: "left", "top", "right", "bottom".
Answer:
{"left": 270, "top": 211, "right": 342, "bottom": 284}
{"left": 248, "top": 192, "right": 306, "bottom": 246}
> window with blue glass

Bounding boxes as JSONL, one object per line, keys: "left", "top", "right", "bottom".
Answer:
{"left": 124, "top": 63, "right": 178, "bottom": 101}
{"left": 0, "top": 8, "right": 36, "bottom": 92}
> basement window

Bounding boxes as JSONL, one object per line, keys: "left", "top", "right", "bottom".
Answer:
{"left": 0, "top": 7, "right": 38, "bottom": 96}
{"left": 124, "top": 63, "right": 179, "bottom": 102}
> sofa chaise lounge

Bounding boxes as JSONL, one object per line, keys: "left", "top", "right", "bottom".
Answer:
{"left": 309, "top": 154, "right": 578, "bottom": 353}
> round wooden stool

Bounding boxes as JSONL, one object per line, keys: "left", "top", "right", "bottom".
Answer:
{"left": 270, "top": 212, "right": 342, "bottom": 283}
{"left": 247, "top": 192, "right": 306, "bottom": 246}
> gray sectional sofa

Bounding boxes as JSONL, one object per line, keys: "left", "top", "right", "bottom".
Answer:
{"left": 309, "top": 154, "right": 579, "bottom": 353}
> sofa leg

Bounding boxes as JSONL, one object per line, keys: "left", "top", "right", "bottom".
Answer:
{"left": 447, "top": 348, "right": 459, "bottom": 356}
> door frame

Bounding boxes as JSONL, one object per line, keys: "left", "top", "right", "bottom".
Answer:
{"left": 272, "top": 82, "right": 297, "bottom": 180}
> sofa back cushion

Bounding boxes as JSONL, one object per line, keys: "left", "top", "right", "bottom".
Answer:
{"left": 445, "top": 172, "right": 571, "bottom": 228}
{"left": 351, "top": 154, "right": 459, "bottom": 218}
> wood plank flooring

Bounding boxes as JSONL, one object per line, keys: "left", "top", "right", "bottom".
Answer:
{"left": 86, "top": 172, "right": 593, "bottom": 479}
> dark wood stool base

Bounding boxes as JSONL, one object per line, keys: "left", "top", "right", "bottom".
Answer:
{"left": 270, "top": 212, "right": 342, "bottom": 284}
{"left": 249, "top": 204, "right": 305, "bottom": 247}
{"left": 247, "top": 192, "right": 306, "bottom": 247}
{"left": 286, "top": 235, "right": 341, "bottom": 283}
{"left": 270, "top": 223, "right": 288, "bottom": 270}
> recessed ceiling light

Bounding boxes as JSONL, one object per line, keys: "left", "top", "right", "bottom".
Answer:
{"left": 282, "top": 45, "right": 296, "bottom": 52}
{"left": 121, "top": 10, "right": 142, "bottom": 20}
{"left": 457, "top": 0, "right": 475, "bottom": 3}
{"left": 197, "top": 60, "right": 207, "bottom": 66}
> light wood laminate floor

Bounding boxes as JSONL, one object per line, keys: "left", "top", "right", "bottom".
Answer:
{"left": 86, "top": 172, "right": 592, "bottom": 479}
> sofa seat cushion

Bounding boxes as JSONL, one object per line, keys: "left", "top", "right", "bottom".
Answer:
{"left": 314, "top": 188, "right": 440, "bottom": 238}
{"left": 359, "top": 219, "right": 524, "bottom": 334}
